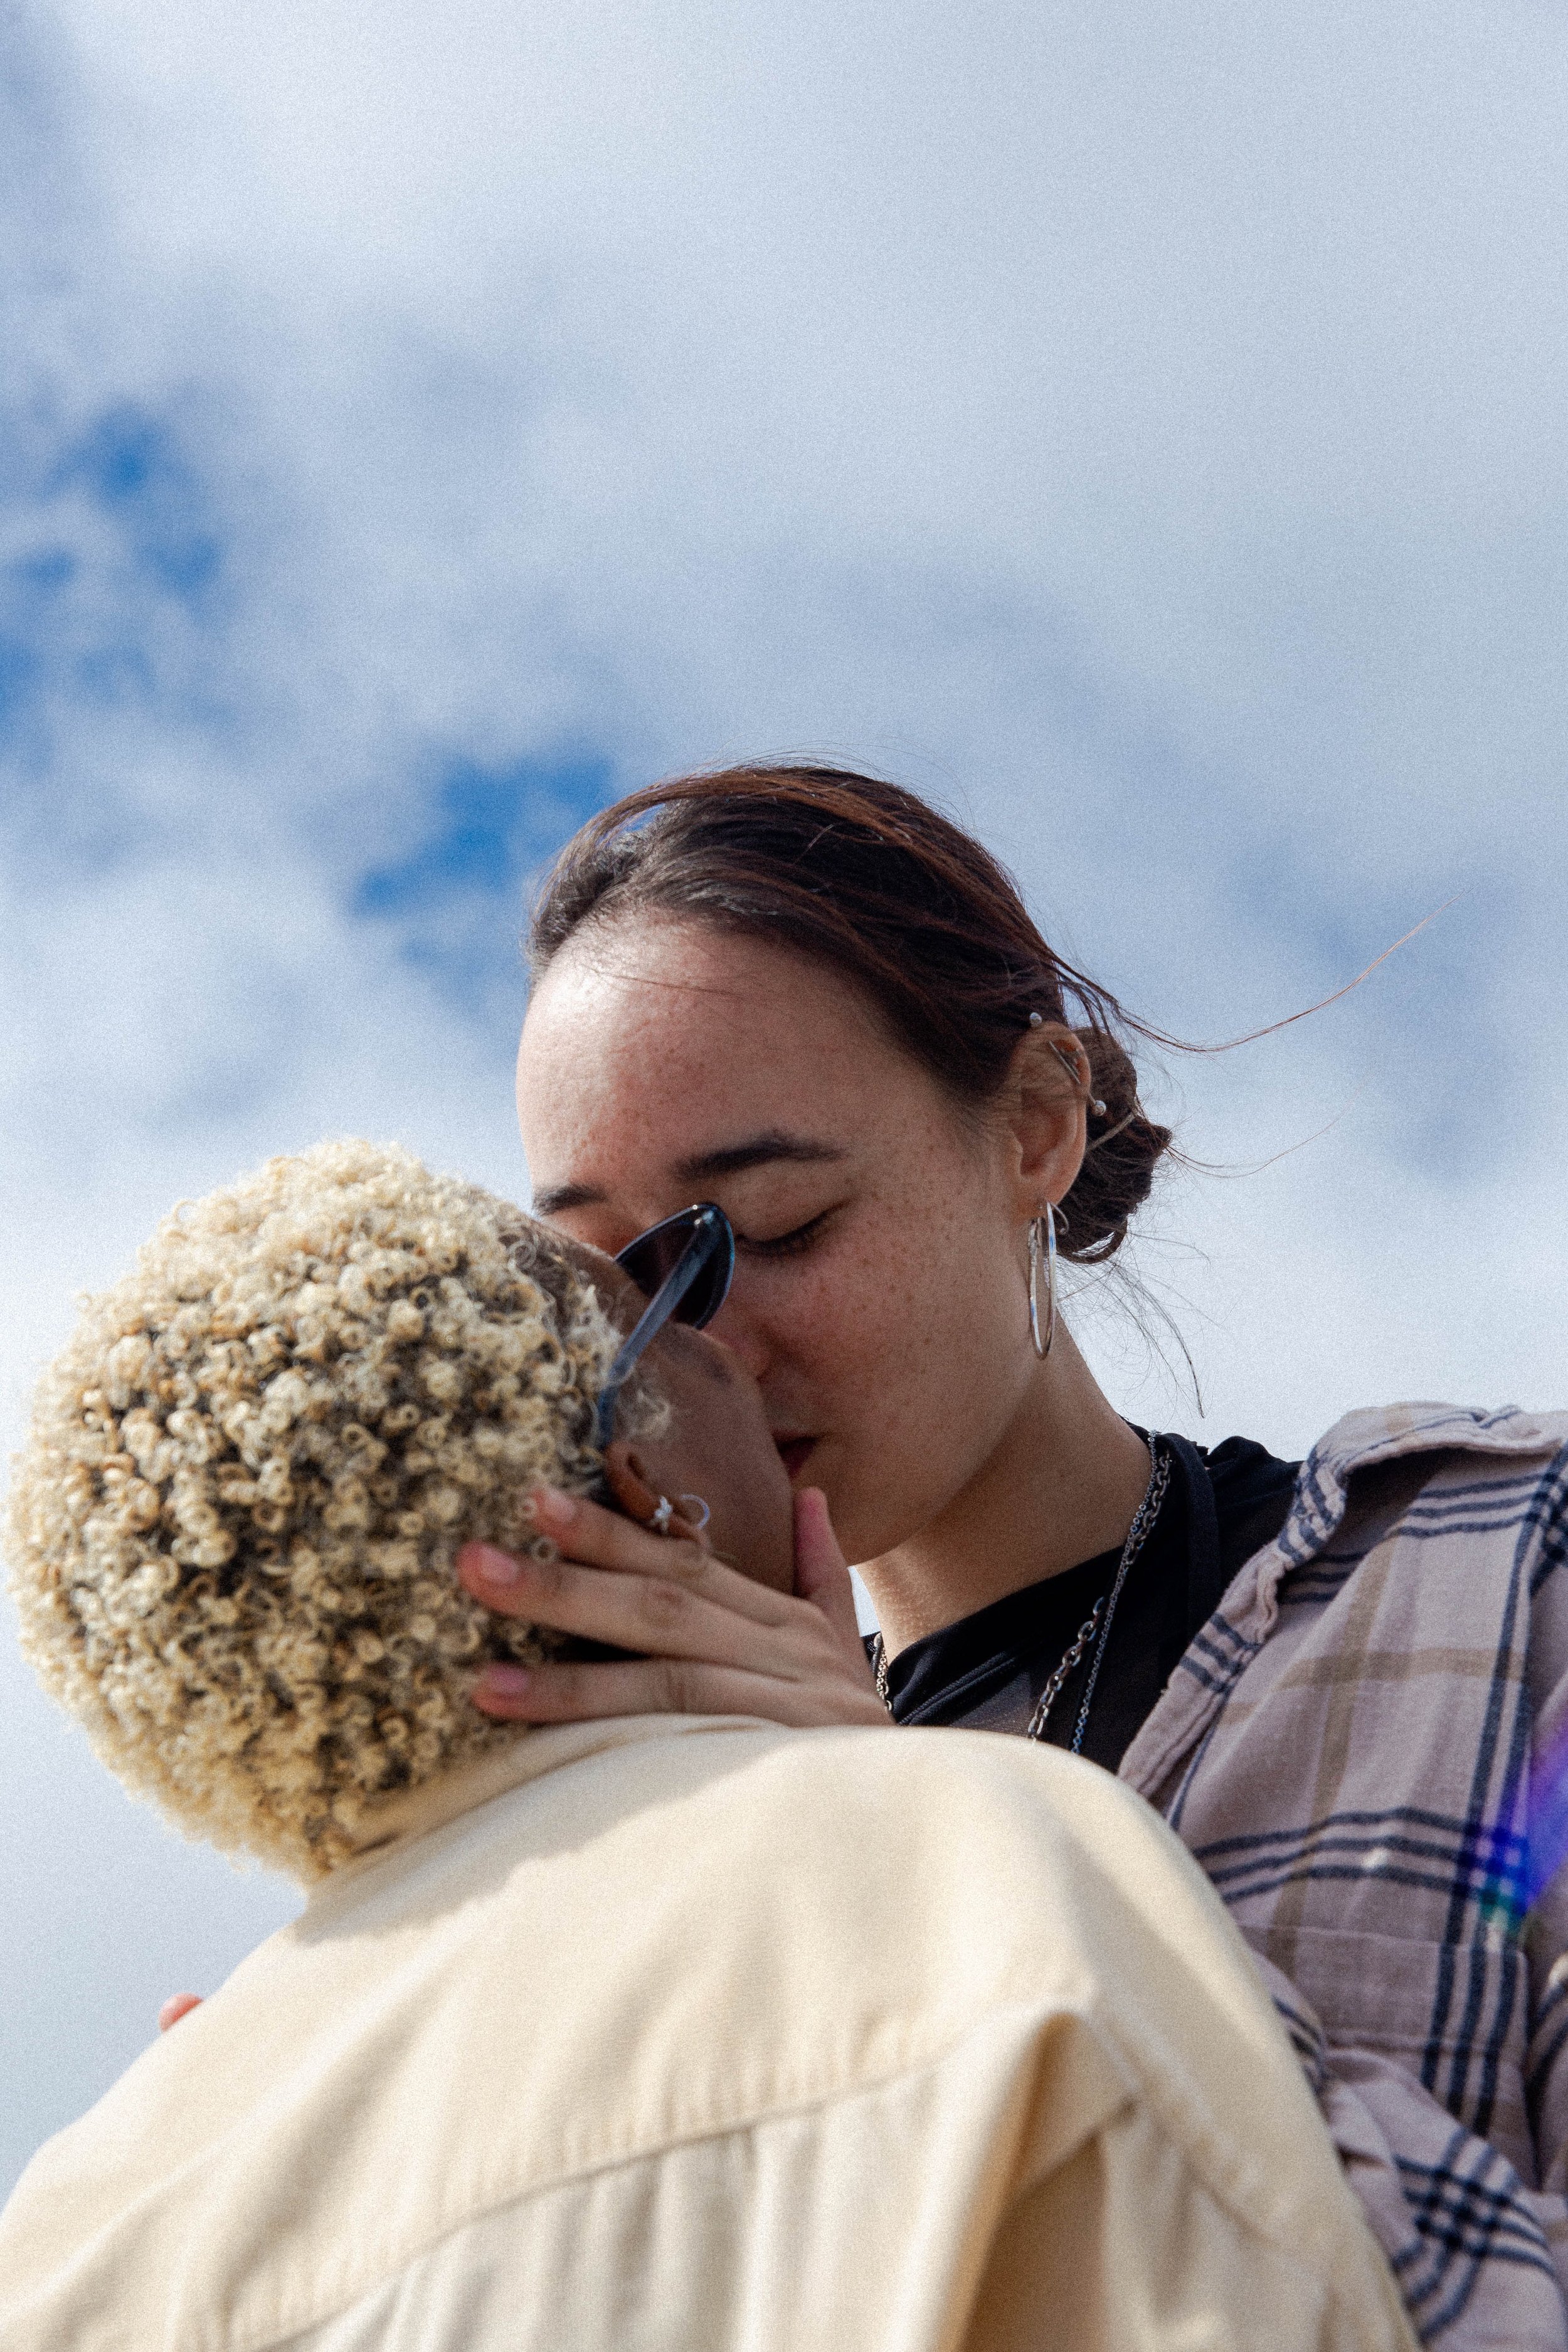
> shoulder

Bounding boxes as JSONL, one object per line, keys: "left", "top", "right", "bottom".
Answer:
{"left": 1305, "top": 1400, "right": 1568, "bottom": 1480}
{"left": 1282, "top": 1402, "right": 1568, "bottom": 1559}
{"left": 1168, "top": 1404, "right": 1568, "bottom": 1683}
{"left": 463, "top": 1717, "right": 1249, "bottom": 2008}
{"left": 672, "top": 1723, "right": 1251, "bottom": 2004}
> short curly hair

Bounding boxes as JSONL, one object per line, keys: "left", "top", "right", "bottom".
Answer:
{"left": 5, "top": 1140, "right": 625, "bottom": 1880}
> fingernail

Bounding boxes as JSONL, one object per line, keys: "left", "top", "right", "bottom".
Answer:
{"left": 472, "top": 1544, "right": 522, "bottom": 1587}
{"left": 531, "top": 1485, "right": 576, "bottom": 1528}
{"left": 478, "top": 1665, "right": 529, "bottom": 1696}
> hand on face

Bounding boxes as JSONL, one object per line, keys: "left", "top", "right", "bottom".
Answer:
{"left": 455, "top": 1231, "right": 888, "bottom": 1730}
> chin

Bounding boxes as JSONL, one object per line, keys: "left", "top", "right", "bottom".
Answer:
{"left": 840, "top": 1481, "right": 948, "bottom": 1570}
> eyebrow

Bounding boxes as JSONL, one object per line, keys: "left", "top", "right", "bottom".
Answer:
{"left": 532, "top": 1132, "right": 847, "bottom": 1218}
{"left": 674, "top": 1131, "right": 848, "bottom": 1185}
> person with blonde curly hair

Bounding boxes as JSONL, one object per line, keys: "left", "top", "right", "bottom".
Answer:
{"left": 0, "top": 1140, "right": 1414, "bottom": 2352}
{"left": 4, "top": 1138, "right": 796, "bottom": 1882}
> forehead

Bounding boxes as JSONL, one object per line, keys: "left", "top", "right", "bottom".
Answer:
{"left": 517, "top": 918, "right": 903, "bottom": 1174}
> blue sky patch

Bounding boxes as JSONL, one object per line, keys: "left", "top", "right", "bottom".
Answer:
{"left": 356, "top": 750, "right": 613, "bottom": 913}
{"left": 352, "top": 749, "right": 615, "bottom": 1039}
{"left": 52, "top": 405, "right": 224, "bottom": 608}
{"left": 1, "top": 395, "right": 231, "bottom": 752}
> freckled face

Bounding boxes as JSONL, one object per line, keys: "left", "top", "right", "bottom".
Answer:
{"left": 516, "top": 918, "right": 1038, "bottom": 1565}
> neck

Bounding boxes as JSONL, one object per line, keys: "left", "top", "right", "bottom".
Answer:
{"left": 858, "top": 1322, "right": 1154, "bottom": 1657}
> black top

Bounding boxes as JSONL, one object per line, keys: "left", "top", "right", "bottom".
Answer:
{"left": 872, "top": 1435, "right": 1300, "bottom": 1774}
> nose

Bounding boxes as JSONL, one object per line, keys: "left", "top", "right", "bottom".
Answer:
{"left": 701, "top": 1286, "right": 771, "bottom": 1385}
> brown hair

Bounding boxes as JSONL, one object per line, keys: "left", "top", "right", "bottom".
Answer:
{"left": 528, "top": 764, "right": 1174, "bottom": 1264}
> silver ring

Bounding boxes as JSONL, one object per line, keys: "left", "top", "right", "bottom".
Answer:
{"left": 677, "top": 1493, "right": 711, "bottom": 1535}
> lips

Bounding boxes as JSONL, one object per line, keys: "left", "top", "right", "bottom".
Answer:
{"left": 773, "top": 1435, "right": 818, "bottom": 1481}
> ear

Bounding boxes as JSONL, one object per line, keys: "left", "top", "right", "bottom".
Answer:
{"left": 1001, "top": 1021, "right": 1089, "bottom": 1224}
{"left": 602, "top": 1439, "right": 660, "bottom": 1525}
{"left": 601, "top": 1440, "right": 706, "bottom": 1541}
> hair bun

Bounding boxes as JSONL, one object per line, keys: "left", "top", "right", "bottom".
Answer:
{"left": 1059, "top": 1029, "right": 1173, "bottom": 1264}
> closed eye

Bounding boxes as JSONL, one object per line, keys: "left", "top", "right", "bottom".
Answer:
{"left": 734, "top": 1207, "right": 839, "bottom": 1259}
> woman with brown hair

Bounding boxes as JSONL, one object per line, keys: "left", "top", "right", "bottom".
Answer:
{"left": 463, "top": 764, "right": 1568, "bottom": 2348}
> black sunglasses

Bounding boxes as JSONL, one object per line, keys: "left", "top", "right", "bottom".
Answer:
{"left": 593, "top": 1203, "right": 736, "bottom": 1448}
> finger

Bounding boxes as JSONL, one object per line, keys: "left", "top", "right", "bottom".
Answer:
{"left": 537, "top": 1486, "right": 706, "bottom": 1576}
{"left": 158, "top": 1993, "right": 203, "bottom": 2032}
{"left": 453, "top": 1490, "right": 692, "bottom": 1604}
{"left": 458, "top": 1517, "right": 790, "bottom": 1632}
{"left": 791, "top": 1488, "right": 873, "bottom": 1666}
{"left": 458, "top": 1537, "right": 791, "bottom": 1638}
{"left": 529, "top": 1485, "right": 783, "bottom": 1593}
{"left": 470, "top": 1655, "right": 891, "bottom": 1732}
{"left": 462, "top": 1546, "right": 800, "bottom": 1666}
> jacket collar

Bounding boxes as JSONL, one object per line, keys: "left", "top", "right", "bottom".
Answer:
{"left": 1273, "top": 1402, "right": 1565, "bottom": 1586}
{"left": 1120, "top": 1402, "right": 1567, "bottom": 1802}
{"left": 328, "top": 1712, "right": 773, "bottom": 1885}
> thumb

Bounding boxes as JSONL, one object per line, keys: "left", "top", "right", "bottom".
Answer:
{"left": 793, "top": 1487, "right": 871, "bottom": 1663}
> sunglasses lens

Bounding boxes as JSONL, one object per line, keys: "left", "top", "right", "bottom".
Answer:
{"left": 615, "top": 1207, "right": 734, "bottom": 1329}
{"left": 691, "top": 1222, "right": 736, "bottom": 1326}
{"left": 615, "top": 1217, "right": 691, "bottom": 1297}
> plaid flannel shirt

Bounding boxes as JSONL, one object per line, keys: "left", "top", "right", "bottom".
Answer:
{"left": 1121, "top": 1402, "right": 1568, "bottom": 2349}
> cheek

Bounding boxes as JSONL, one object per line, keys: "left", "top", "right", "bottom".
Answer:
{"left": 824, "top": 1261, "right": 1028, "bottom": 1555}
{"left": 781, "top": 1192, "right": 1027, "bottom": 1448}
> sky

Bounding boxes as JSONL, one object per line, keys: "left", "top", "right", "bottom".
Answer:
{"left": 3, "top": 0, "right": 1566, "bottom": 2194}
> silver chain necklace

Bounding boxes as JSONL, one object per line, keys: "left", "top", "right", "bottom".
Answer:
{"left": 870, "top": 1437, "right": 1171, "bottom": 1756}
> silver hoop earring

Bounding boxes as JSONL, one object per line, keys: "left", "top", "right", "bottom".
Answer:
{"left": 1027, "top": 1200, "right": 1061, "bottom": 1359}
{"left": 649, "top": 1496, "right": 675, "bottom": 1536}
{"left": 677, "top": 1493, "right": 711, "bottom": 1535}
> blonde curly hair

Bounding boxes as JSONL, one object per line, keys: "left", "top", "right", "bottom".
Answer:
{"left": 5, "top": 1140, "right": 625, "bottom": 1881}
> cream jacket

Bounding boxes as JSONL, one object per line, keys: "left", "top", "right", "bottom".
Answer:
{"left": 0, "top": 1714, "right": 1414, "bottom": 2352}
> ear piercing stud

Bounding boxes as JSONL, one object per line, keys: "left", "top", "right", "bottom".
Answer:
{"left": 1028, "top": 1012, "right": 1108, "bottom": 1116}
{"left": 648, "top": 1493, "right": 711, "bottom": 1538}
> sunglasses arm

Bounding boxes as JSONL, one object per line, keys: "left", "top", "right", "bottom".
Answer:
{"left": 592, "top": 1248, "right": 712, "bottom": 1451}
